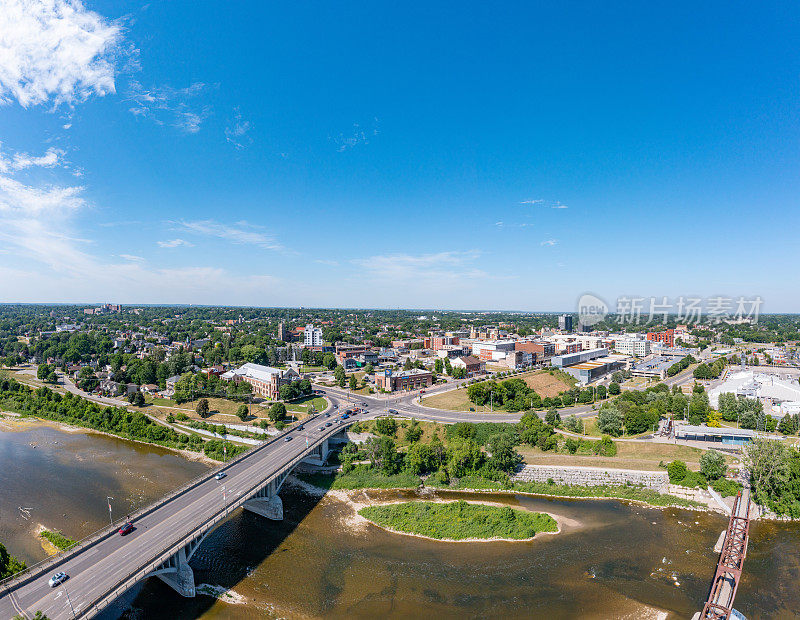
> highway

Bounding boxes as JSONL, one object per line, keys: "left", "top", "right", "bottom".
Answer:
{"left": 0, "top": 405, "right": 356, "bottom": 620}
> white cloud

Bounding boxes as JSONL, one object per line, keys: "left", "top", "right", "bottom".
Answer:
{"left": 157, "top": 238, "right": 193, "bottom": 248}
{"left": 540, "top": 239, "right": 558, "bottom": 247}
{"left": 119, "top": 253, "right": 144, "bottom": 261}
{"left": 520, "top": 199, "right": 544, "bottom": 205}
{"left": 353, "top": 250, "right": 486, "bottom": 282}
{"left": 332, "top": 118, "right": 379, "bottom": 152}
{"left": 175, "top": 219, "right": 282, "bottom": 251}
{"left": 9, "top": 147, "right": 65, "bottom": 171}
{"left": 126, "top": 80, "right": 210, "bottom": 133}
{"left": 552, "top": 203, "right": 569, "bottom": 209}
{"left": 0, "top": 0, "right": 123, "bottom": 108}
{"left": 225, "top": 107, "right": 252, "bottom": 149}
{"left": 521, "top": 198, "right": 568, "bottom": 209}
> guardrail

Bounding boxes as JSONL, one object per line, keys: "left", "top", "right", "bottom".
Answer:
{"left": 0, "top": 397, "right": 333, "bottom": 600}
{"left": 82, "top": 419, "right": 351, "bottom": 618}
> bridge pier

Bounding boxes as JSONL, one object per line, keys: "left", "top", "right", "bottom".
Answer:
{"left": 243, "top": 472, "right": 287, "bottom": 520}
{"left": 149, "top": 535, "right": 207, "bottom": 597}
{"left": 302, "top": 437, "right": 330, "bottom": 466}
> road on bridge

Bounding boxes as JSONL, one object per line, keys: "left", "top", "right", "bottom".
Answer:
{"left": 0, "top": 406, "right": 354, "bottom": 620}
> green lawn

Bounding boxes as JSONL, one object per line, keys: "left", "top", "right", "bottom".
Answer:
{"left": 359, "top": 500, "right": 557, "bottom": 540}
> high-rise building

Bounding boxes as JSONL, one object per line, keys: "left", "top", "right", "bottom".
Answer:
{"left": 558, "top": 314, "right": 573, "bottom": 332}
{"left": 304, "top": 324, "right": 323, "bottom": 347}
{"left": 277, "top": 322, "right": 287, "bottom": 342}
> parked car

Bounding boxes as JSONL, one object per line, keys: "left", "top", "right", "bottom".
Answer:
{"left": 214, "top": 472, "right": 226, "bottom": 480}
{"left": 119, "top": 522, "right": 134, "bottom": 536}
{"left": 48, "top": 572, "right": 67, "bottom": 587}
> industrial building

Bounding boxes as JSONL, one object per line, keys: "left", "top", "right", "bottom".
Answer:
{"left": 561, "top": 355, "right": 627, "bottom": 385}
{"left": 674, "top": 424, "right": 756, "bottom": 446}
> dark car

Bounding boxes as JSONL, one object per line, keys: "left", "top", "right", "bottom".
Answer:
{"left": 325, "top": 413, "right": 331, "bottom": 417}
{"left": 318, "top": 426, "right": 325, "bottom": 431}
{"left": 388, "top": 409, "right": 398, "bottom": 414}
{"left": 345, "top": 409, "right": 353, "bottom": 415}
{"left": 297, "top": 425, "right": 305, "bottom": 431}
{"left": 325, "top": 422, "right": 332, "bottom": 427}
{"left": 119, "top": 522, "right": 134, "bottom": 536}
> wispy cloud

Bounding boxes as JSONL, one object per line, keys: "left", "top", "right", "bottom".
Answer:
{"left": 157, "top": 238, "right": 193, "bottom": 248}
{"left": 353, "top": 250, "right": 487, "bottom": 282}
{"left": 540, "top": 239, "right": 558, "bottom": 247}
{"left": 315, "top": 259, "right": 339, "bottom": 266}
{"left": 332, "top": 118, "right": 379, "bottom": 152}
{"left": 127, "top": 80, "right": 211, "bottom": 133}
{"left": 119, "top": 254, "right": 144, "bottom": 262}
{"left": 0, "top": 0, "right": 123, "bottom": 108}
{"left": 225, "top": 107, "right": 252, "bottom": 149}
{"left": 521, "top": 198, "right": 569, "bottom": 209}
{"left": 0, "top": 146, "right": 65, "bottom": 173}
{"left": 174, "top": 219, "right": 282, "bottom": 251}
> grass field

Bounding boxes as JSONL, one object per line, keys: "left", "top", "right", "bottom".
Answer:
{"left": 423, "top": 388, "right": 496, "bottom": 412}
{"left": 518, "top": 440, "right": 730, "bottom": 471}
{"left": 359, "top": 501, "right": 557, "bottom": 540}
{"left": 285, "top": 395, "right": 328, "bottom": 416}
{"left": 356, "top": 418, "right": 445, "bottom": 448}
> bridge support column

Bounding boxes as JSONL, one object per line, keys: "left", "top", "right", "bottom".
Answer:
{"left": 302, "top": 438, "right": 330, "bottom": 466}
{"left": 243, "top": 475, "right": 285, "bottom": 520}
{"left": 154, "top": 547, "right": 196, "bottom": 597}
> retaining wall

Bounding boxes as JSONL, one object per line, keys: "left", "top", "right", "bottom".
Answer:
{"left": 512, "top": 464, "right": 669, "bottom": 489}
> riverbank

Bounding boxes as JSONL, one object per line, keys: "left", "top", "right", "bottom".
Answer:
{"left": 358, "top": 500, "right": 559, "bottom": 542}
{"left": 0, "top": 414, "right": 221, "bottom": 465}
{"left": 295, "top": 469, "right": 707, "bottom": 512}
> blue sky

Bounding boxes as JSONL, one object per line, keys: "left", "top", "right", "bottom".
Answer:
{"left": 0, "top": 1, "right": 798, "bottom": 311}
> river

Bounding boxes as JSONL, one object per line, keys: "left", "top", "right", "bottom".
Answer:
{"left": 2, "top": 418, "right": 799, "bottom": 619}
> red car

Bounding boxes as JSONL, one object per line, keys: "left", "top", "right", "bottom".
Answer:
{"left": 119, "top": 522, "right": 134, "bottom": 536}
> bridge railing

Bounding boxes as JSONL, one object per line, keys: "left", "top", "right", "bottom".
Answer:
{"left": 0, "top": 408, "right": 328, "bottom": 598}
{"left": 81, "top": 421, "right": 349, "bottom": 618}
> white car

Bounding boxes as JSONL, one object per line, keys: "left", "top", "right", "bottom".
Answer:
{"left": 48, "top": 571, "right": 67, "bottom": 587}
{"left": 214, "top": 472, "right": 226, "bottom": 480}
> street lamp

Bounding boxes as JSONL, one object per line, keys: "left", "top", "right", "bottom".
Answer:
{"left": 106, "top": 496, "right": 114, "bottom": 525}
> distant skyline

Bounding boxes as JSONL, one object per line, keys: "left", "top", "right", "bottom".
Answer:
{"left": 0, "top": 1, "right": 798, "bottom": 311}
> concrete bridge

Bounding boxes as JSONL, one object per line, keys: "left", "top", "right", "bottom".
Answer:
{"left": 0, "top": 411, "right": 353, "bottom": 620}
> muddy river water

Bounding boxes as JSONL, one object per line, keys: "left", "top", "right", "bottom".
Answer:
{"left": 2, "top": 418, "right": 799, "bottom": 619}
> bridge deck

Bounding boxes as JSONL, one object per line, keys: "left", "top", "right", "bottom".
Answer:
{"left": 699, "top": 487, "right": 751, "bottom": 619}
{"left": 0, "top": 411, "right": 350, "bottom": 620}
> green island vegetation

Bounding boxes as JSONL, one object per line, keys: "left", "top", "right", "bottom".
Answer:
{"left": 40, "top": 529, "right": 76, "bottom": 551}
{"left": 0, "top": 377, "right": 246, "bottom": 461}
{"left": 0, "top": 541, "right": 26, "bottom": 579}
{"left": 358, "top": 500, "right": 558, "bottom": 540}
{"left": 13, "top": 613, "right": 49, "bottom": 620}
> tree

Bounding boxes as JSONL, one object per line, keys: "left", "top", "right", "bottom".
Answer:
{"left": 486, "top": 432, "right": 519, "bottom": 472}
{"left": 236, "top": 403, "right": 249, "bottom": 422}
{"left": 37, "top": 363, "right": 51, "bottom": 381}
{"left": 268, "top": 402, "right": 287, "bottom": 422}
{"left": 545, "top": 408, "right": 561, "bottom": 427}
{"left": 700, "top": 450, "right": 727, "bottom": 481}
{"left": 374, "top": 417, "right": 397, "bottom": 437}
{"left": 46, "top": 370, "right": 58, "bottom": 384}
{"left": 334, "top": 365, "right": 346, "bottom": 387}
{"left": 744, "top": 437, "right": 790, "bottom": 507}
{"left": 196, "top": 398, "right": 210, "bottom": 418}
{"left": 434, "top": 358, "right": 443, "bottom": 374}
{"left": 596, "top": 385, "right": 607, "bottom": 400}
{"left": 348, "top": 375, "right": 357, "bottom": 391}
{"left": 133, "top": 391, "right": 145, "bottom": 407}
{"left": 323, "top": 353, "right": 337, "bottom": 370}
{"left": 405, "top": 422, "right": 423, "bottom": 443}
{"left": 608, "top": 382, "right": 621, "bottom": 395}
{"left": 364, "top": 363, "right": 374, "bottom": 374}
{"left": 597, "top": 407, "right": 623, "bottom": 436}
{"left": 0, "top": 541, "right": 26, "bottom": 579}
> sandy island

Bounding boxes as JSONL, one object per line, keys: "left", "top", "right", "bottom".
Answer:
{"left": 285, "top": 476, "right": 583, "bottom": 543}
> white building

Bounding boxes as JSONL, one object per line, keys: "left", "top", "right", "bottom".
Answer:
{"left": 303, "top": 324, "right": 323, "bottom": 347}
{"left": 613, "top": 338, "right": 651, "bottom": 357}
{"left": 708, "top": 370, "right": 800, "bottom": 411}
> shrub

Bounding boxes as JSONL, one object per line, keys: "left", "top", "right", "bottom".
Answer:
{"left": 667, "top": 460, "right": 688, "bottom": 483}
